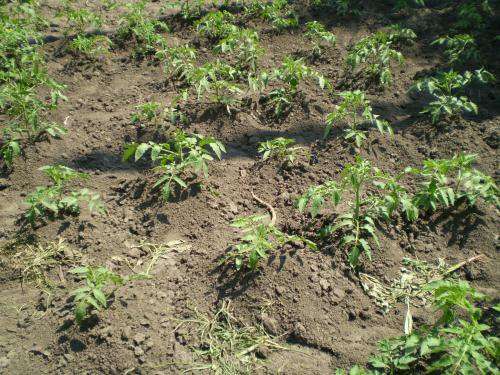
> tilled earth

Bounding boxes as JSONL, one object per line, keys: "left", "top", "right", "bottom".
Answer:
{"left": 0, "top": 1, "right": 499, "bottom": 374}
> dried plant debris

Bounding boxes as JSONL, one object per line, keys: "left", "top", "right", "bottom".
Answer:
{"left": 168, "top": 300, "right": 290, "bottom": 374}
{"left": 359, "top": 255, "right": 484, "bottom": 312}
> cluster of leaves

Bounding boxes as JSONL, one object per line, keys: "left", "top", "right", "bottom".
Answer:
{"left": 0, "top": 3, "right": 66, "bottom": 169}
{"left": 346, "top": 26, "right": 416, "bottom": 87}
{"left": 57, "top": 0, "right": 111, "bottom": 60}
{"left": 215, "top": 28, "right": 263, "bottom": 72}
{"left": 310, "top": 0, "right": 361, "bottom": 17}
{"left": 58, "top": 0, "right": 103, "bottom": 35}
{"left": 244, "top": 0, "right": 298, "bottom": 31}
{"left": 432, "top": 34, "right": 479, "bottom": 66}
{"left": 123, "top": 130, "right": 225, "bottom": 200}
{"left": 196, "top": 10, "right": 236, "bottom": 42}
{"left": 164, "top": 0, "right": 206, "bottom": 22}
{"left": 70, "top": 266, "right": 144, "bottom": 324}
{"left": 298, "top": 157, "right": 417, "bottom": 267}
{"left": 116, "top": 1, "right": 168, "bottom": 57}
{"left": 325, "top": 90, "right": 393, "bottom": 146}
{"left": 225, "top": 215, "right": 316, "bottom": 271}
{"left": 338, "top": 280, "right": 499, "bottom": 374}
{"left": 268, "top": 57, "right": 328, "bottom": 117}
{"left": 454, "top": 0, "right": 493, "bottom": 32}
{"left": 25, "top": 165, "right": 105, "bottom": 226}
{"left": 411, "top": 69, "right": 495, "bottom": 123}
{"left": 305, "top": 21, "right": 336, "bottom": 58}
{"left": 408, "top": 153, "right": 498, "bottom": 213}
{"left": 258, "top": 137, "right": 304, "bottom": 165}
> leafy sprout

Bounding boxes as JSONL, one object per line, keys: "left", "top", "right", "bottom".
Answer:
{"left": 224, "top": 214, "right": 316, "bottom": 271}
{"left": 25, "top": 165, "right": 106, "bottom": 226}
{"left": 298, "top": 157, "right": 416, "bottom": 268}
{"left": 337, "top": 280, "right": 499, "bottom": 374}
{"left": 411, "top": 69, "right": 495, "bottom": 123}
{"left": 123, "top": 131, "right": 226, "bottom": 201}
{"left": 305, "top": 21, "right": 336, "bottom": 58}
{"left": 258, "top": 137, "right": 304, "bottom": 165}
{"left": 325, "top": 90, "right": 393, "bottom": 146}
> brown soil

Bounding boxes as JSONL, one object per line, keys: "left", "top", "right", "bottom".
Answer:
{"left": 1, "top": 1, "right": 499, "bottom": 374}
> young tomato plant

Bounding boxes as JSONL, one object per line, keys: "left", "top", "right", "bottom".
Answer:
{"left": 411, "top": 69, "right": 495, "bottom": 123}
{"left": 431, "top": 34, "right": 479, "bottom": 66}
{"left": 225, "top": 215, "right": 316, "bottom": 271}
{"left": 215, "top": 28, "right": 264, "bottom": 72}
{"left": 188, "top": 61, "right": 242, "bottom": 113}
{"left": 0, "top": 139, "right": 21, "bottom": 169}
{"left": 157, "top": 44, "right": 197, "bottom": 82}
{"left": 116, "top": 1, "right": 168, "bottom": 57}
{"left": 68, "top": 35, "right": 112, "bottom": 61}
{"left": 131, "top": 102, "right": 163, "bottom": 129}
{"left": 58, "top": 0, "right": 103, "bottom": 36}
{"left": 407, "top": 153, "right": 498, "bottom": 214}
{"left": 164, "top": 0, "right": 206, "bottom": 22}
{"left": 195, "top": 10, "right": 236, "bottom": 42}
{"left": 325, "top": 90, "right": 392, "bottom": 146}
{"left": 244, "top": 0, "right": 298, "bottom": 31}
{"left": 258, "top": 137, "right": 304, "bottom": 165}
{"left": 0, "top": 10, "right": 66, "bottom": 170}
{"left": 310, "top": 0, "right": 360, "bottom": 17}
{"left": 391, "top": 0, "right": 425, "bottom": 11}
{"left": 346, "top": 27, "right": 415, "bottom": 87}
{"left": 304, "top": 21, "right": 336, "bottom": 58}
{"left": 338, "top": 281, "right": 499, "bottom": 374}
{"left": 298, "top": 157, "right": 416, "bottom": 268}
{"left": 454, "top": 0, "right": 493, "bottom": 31}
{"left": 123, "top": 130, "right": 226, "bottom": 200}
{"left": 70, "top": 266, "right": 145, "bottom": 324}
{"left": 269, "top": 56, "right": 328, "bottom": 117}
{"left": 25, "top": 165, "right": 105, "bottom": 226}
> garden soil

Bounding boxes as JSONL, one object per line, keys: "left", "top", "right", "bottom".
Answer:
{"left": 0, "top": 1, "right": 498, "bottom": 374}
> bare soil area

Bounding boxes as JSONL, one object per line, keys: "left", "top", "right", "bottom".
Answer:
{"left": 0, "top": 1, "right": 498, "bottom": 374}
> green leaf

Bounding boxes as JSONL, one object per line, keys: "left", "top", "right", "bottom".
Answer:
{"left": 348, "top": 246, "right": 361, "bottom": 268}
{"left": 135, "top": 143, "right": 150, "bottom": 161}
{"left": 172, "top": 175, "right": 187, "bottom": 188}
{"left": 75, "top": 302, "right": 88, "bottom": 323}
{"left": 122, "top": 143, "right": 138, "bottom": 162}
{"left": 92, "top": 289, "right": 107, "bottom": 307}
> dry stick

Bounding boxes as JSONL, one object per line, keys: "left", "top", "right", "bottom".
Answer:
{"left": 443, "top": 254, "right": 485, "bottom": 276}
{"left": 251, "top": 191, "right": 276, "bottom": 226}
